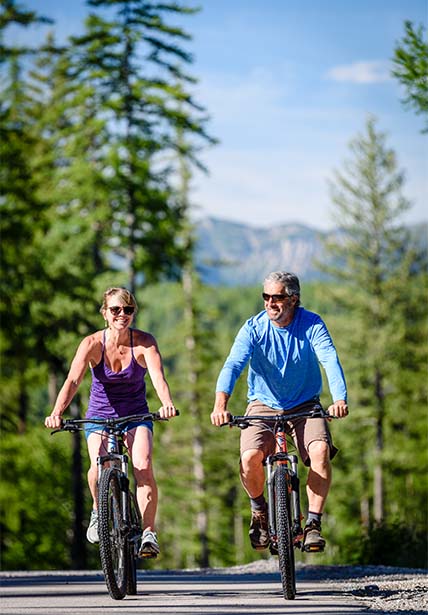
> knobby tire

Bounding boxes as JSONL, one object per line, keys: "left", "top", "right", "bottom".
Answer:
{"left": 126, "top": 493, "right": 141, "bottom": 595}
{"left": 98, "top": 468, "right": 128, "bottom": 600}
{"left": 275, "top": 464, "right": 296, "bottom": 600}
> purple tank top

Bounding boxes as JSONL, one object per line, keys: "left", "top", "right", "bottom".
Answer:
{"left": 86, "top": 329, "right": 149, "bottom": 419}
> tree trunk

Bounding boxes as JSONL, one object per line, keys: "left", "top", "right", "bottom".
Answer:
{"left": 17, "top": 380, "right": 27, "bottom": 435}
{"left": 48, "top": 370, "right": 58, "bottom": 406}
{"left": 69, "top": 400, "right": 87, "bottom": 569}
{"left": 360, "top": 460, "right": 370, "bottom": 529}
{"left": 182, "top": 268, "right": 210, "bottom": 568}
{"left": 373, "top": 369, "right": 385, "bottom": 523}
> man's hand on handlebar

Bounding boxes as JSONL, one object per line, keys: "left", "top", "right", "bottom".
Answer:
{"left": 327, "top": 400, "right": 348, "bottom": 418}
{"left": 210, "top": 408, "right": 232, "bottom": 427}
{"left": 211, "top": 391, "right": 232, "bottom": 426}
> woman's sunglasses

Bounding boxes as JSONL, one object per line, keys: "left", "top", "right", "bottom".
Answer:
{"left": 108, "top": 305, "right": 135, "bottom": 316}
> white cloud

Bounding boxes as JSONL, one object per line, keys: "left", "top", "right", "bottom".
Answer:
{"left": 326, "top": 61, "right": 391, "bottom": 84}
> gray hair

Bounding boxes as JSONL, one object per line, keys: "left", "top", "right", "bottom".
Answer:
{"left": 264, "top": 272, "right": 301, "bottom": 306}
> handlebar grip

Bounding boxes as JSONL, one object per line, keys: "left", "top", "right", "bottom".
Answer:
{"left": 50, "top": 419, "right": 80, "bottom": 435}
{"left": 220, "top": 417, "right": 249, "bottom": 429}
{"left": 152, "top": 408, "right": 180, "bottom": 420}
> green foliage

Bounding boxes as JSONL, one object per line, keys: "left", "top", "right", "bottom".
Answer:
{"left": 0, "top": 427, "right": 73, "bottom": 569}
{"left": 318, "top": 116, "right": 428, "bottom": 564}
{"left": 139, "top": 279, "right": 253, "bottom": 568}
{"left": 330, "top": 522, "right": 428, "bottom": 568}
{"left": 0, "top": 0, "right": 215, "bottom": 421}
{"left": 360, "top": 522, "right": 427, "bottom": 568}
{"left": 392, "top": 20, "right": 428, "bottom": 133}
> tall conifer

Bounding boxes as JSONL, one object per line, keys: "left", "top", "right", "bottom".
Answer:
{"left": 322, "top": 116, "right": 427, "bottom": 534}
{"left": 68, "top": 0, "right": 214, "bottom": 291}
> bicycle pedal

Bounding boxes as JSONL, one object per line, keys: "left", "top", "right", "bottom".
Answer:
{"left": 303, "top": 544, "right": 325, "bottom": 553}
{"left": 139, "top": 551, "right": 158, "bottom": 559}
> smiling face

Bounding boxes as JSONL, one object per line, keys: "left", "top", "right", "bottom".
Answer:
{"left": 102, "top": 290, "right": 136, "bottom": 332}
{"left": 262, "top": 280, "right": 298, "bottom": 328}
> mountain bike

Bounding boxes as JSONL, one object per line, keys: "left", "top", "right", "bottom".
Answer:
{"left": 225, "top": 406, "right": 335, "bottom": 601}
{"left": 52, "top": 411, "right": 178, "bottom": 600}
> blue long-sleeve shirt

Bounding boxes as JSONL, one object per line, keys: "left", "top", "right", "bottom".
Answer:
{"left": 216, "top": 307, "right": 347, "bottom": 409}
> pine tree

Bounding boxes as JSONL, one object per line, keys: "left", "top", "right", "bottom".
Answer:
{"left": 67, "top": 0, "right": 214, "bottom": 291}
{"left": 322, "top": 116, "right": 427, "bottom": 543}
{"left": 392, "top": 20, "right": 428, "bottom": 133}
{"left": 0, "top": 3, "right": 53, "bottom": 432}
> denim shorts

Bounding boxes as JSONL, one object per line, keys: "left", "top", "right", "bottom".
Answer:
{"left": 84, "top": 417, "right": 153, "bottom": 440}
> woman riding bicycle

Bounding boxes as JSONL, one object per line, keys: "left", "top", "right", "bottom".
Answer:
{"left": 44, "top": 286, "right": 177, "bottom": 558}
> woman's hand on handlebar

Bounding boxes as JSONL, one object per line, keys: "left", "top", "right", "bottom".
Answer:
{"left": 44, "top": 413, "right": 63, "bottom": 429}
{"left": 158, "top": 403, "right": 178, "bottom": 419}
{"left": 327, "top": 400, "right": 348, "bottom": 418}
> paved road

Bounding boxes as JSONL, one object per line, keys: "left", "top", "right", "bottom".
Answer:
{"left": 0, "top": 568, "right": 366, "bottom": 614}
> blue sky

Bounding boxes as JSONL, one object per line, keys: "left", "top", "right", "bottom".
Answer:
{"left": 9, "top": 0, "right": 427, "bottom": 230}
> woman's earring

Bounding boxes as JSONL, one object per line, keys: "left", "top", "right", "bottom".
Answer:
{"left": 104, "top": 320, "right": 108, "bottom": 328}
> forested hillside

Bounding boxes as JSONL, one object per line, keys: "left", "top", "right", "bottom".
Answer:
{"left": 193, "top": 217, "right": 428, "bottom": 286}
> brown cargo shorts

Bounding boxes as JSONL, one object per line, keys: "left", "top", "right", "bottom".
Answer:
{"left": 240, "top": 399, "right": 338, "bottom": 467}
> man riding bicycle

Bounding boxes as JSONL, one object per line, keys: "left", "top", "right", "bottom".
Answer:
{"left": 211, "top": 271, "right": 348, "bottom": 552}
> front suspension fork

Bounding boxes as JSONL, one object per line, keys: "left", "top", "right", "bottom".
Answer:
{"left": 97, "top": 434, "right": 130, "bottom": 528}
{"left": 266, "top": 455, "right": 303, "bottom": 548}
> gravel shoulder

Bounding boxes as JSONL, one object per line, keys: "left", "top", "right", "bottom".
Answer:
{"left": 208, "top": 559, "right": 428, "bottom": 614}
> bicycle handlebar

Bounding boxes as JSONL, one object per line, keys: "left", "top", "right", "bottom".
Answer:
{"left": 51, "top": 410, "right": 180, "bottom": 435}
{"left": 223, "top": 407, "right": 336, "bottom": 429}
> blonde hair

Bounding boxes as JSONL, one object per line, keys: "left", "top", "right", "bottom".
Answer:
{"left": 100, "top": 287, "right": 138, "bottom": 314}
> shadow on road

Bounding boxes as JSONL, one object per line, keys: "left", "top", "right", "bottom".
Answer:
{"left": 2, "top": 564, "right": 425, "bottom": 614}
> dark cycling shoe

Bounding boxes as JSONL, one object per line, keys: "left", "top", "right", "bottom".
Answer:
{"left": 303, "top": 520, "right": 326, "bottom": 552}
{"left": 269, "top": 541, "right": 278, "bottom": 555}
{"left": 249, "top": 509, "right": 269, "bottom": 550}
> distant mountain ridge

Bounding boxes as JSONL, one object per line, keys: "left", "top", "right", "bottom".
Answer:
{"left": 194, "top": 216, "right": 427, "bottom": 286}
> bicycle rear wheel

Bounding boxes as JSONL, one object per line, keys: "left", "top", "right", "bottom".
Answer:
{"left": 98, "top": 468, "right": 127, "bottom": 600}
{"left": 274, "top": 464, "right": 296, "bottom": 600}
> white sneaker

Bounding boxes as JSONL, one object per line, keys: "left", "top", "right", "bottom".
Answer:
{"left": 138, "top": 529, "right": 160, "bottom": 558}
{"left": 86, "top": 510, "right": 99, "bottom": 544}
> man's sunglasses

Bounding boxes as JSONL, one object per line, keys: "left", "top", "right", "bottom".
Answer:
{"left": 262, "top": 293, "right": 288, "bottom": 302}
{"left": 108, "top": 305, "right": 135, "bottom": 316}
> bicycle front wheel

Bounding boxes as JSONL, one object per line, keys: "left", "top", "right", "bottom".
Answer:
{"left": 98, "top": 468, "right": 128, "bottom": 600}
{"left": 274, "top": 465, "right": 296, "bottom": 600}
{"left": 126, "top": 492, "right": 141, "bottom": 595}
